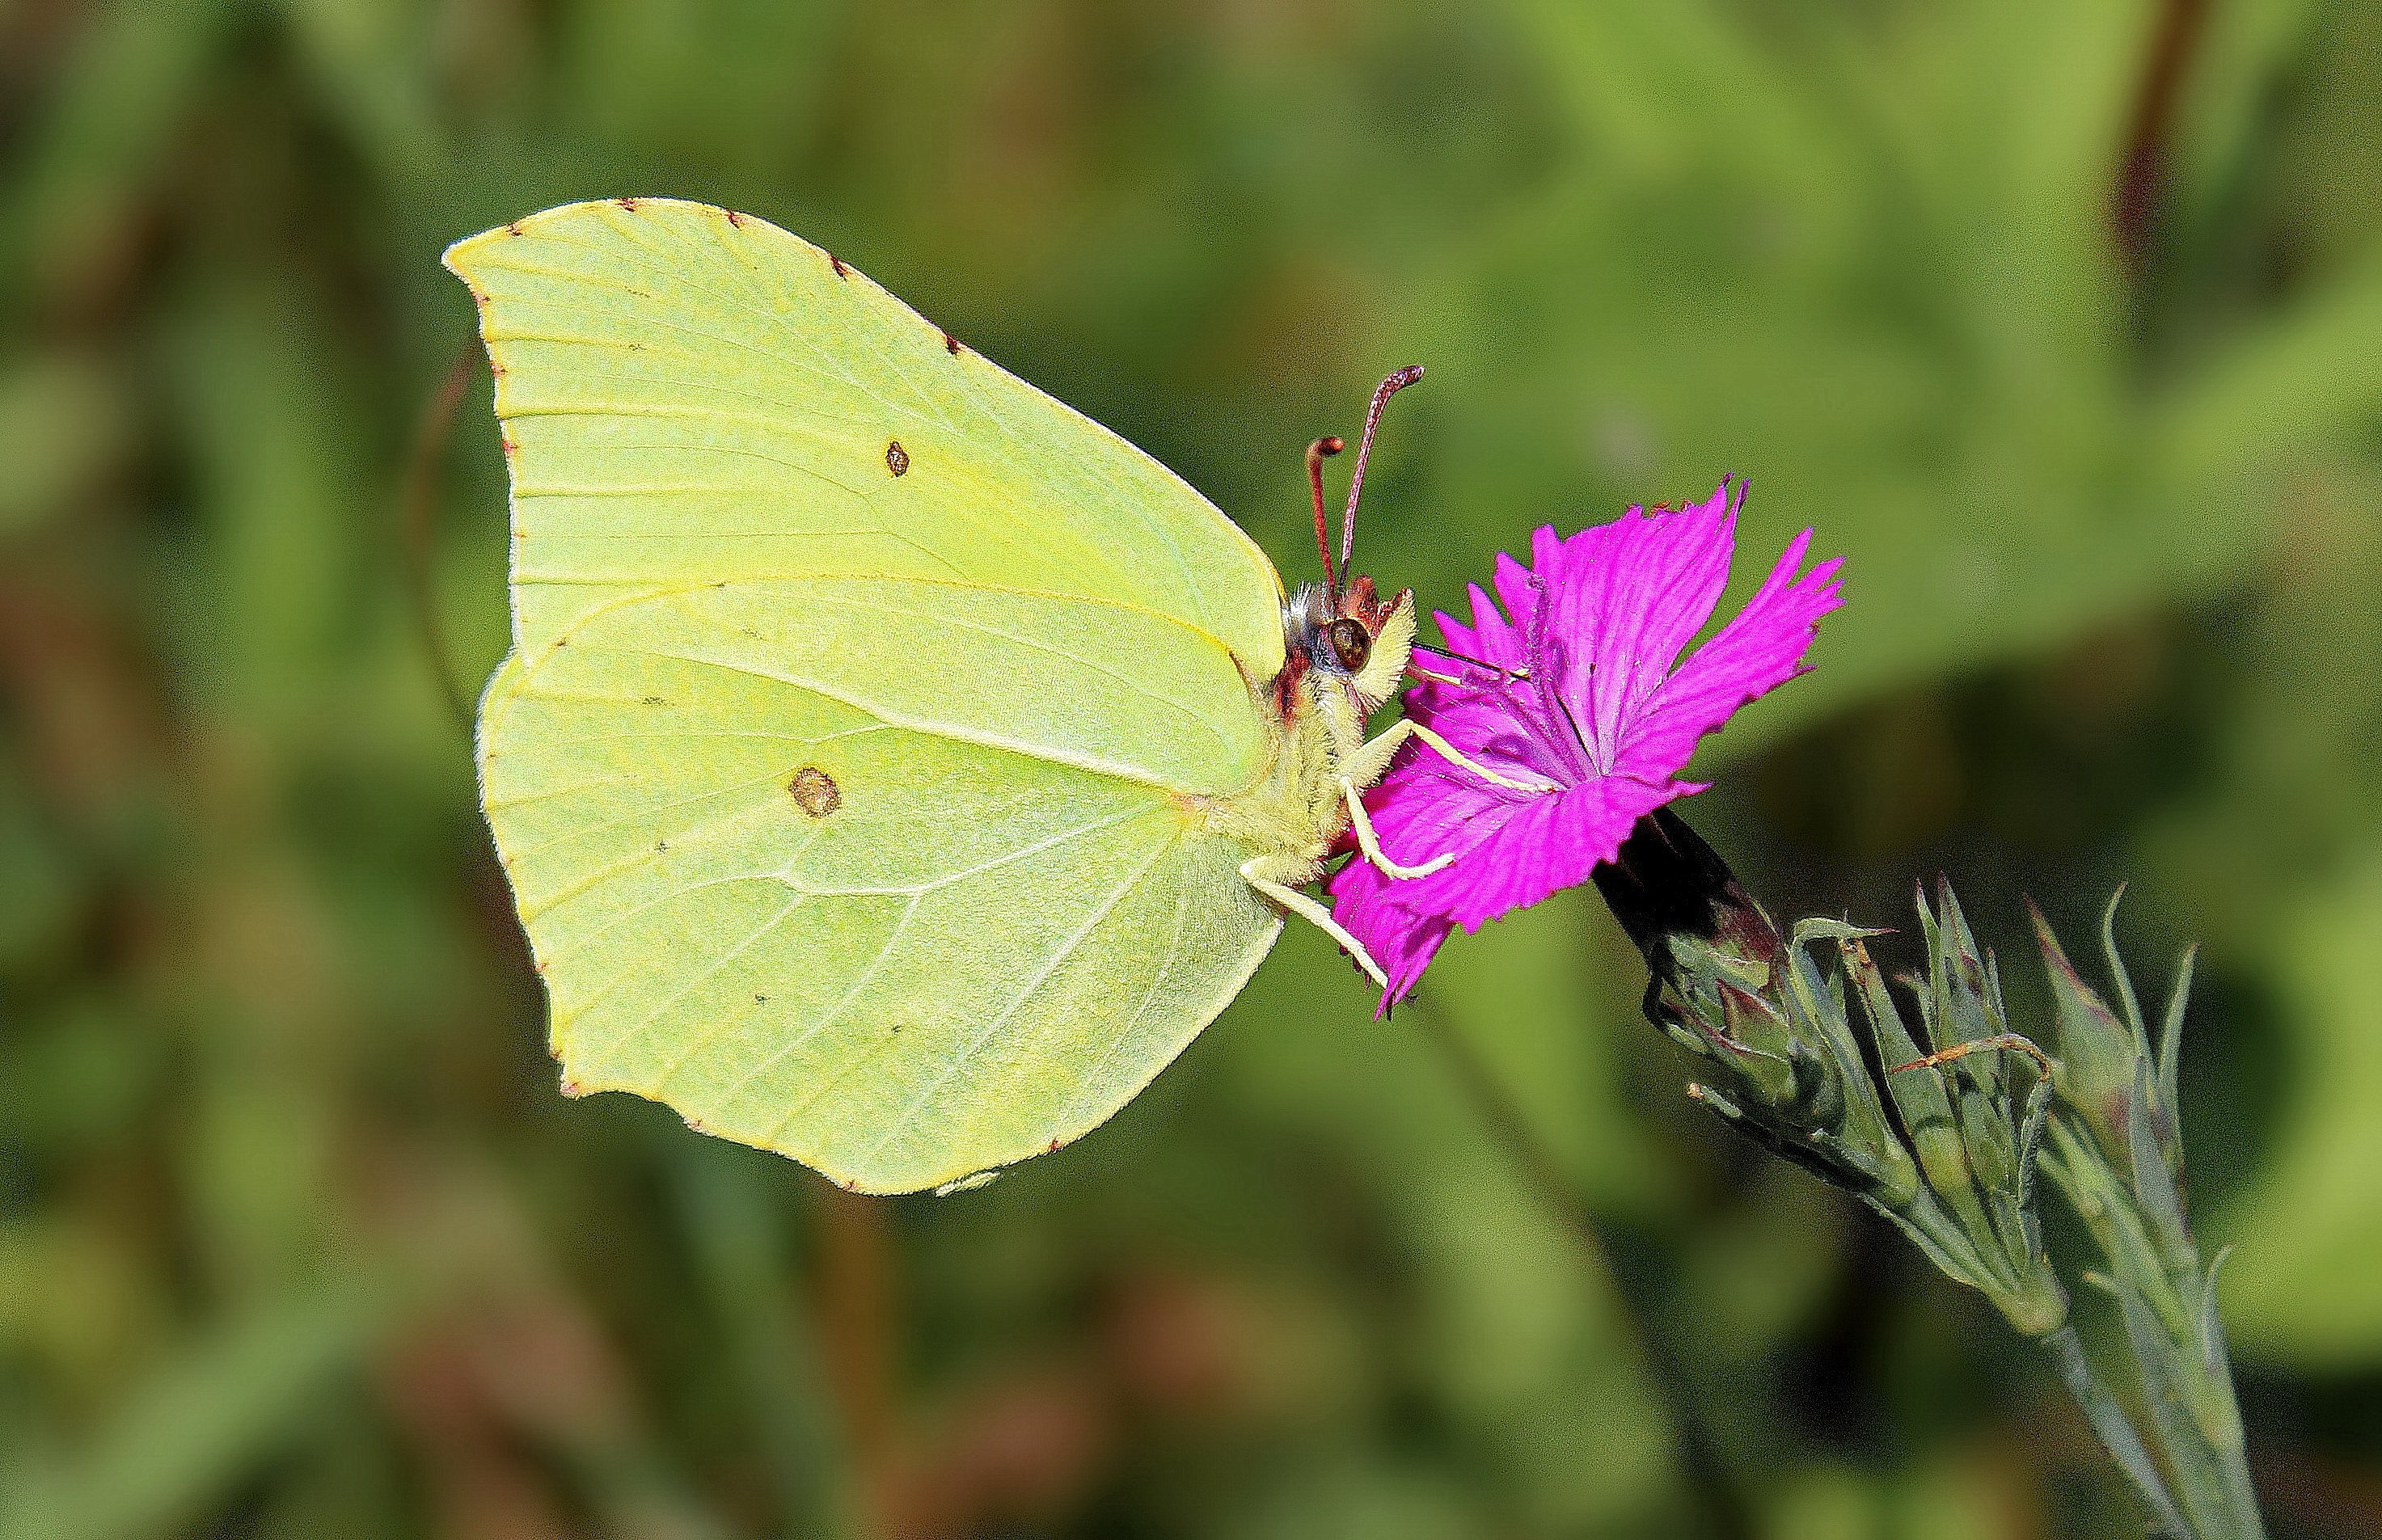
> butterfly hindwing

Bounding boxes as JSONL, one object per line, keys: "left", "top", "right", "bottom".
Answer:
{"left": 482, "top": 601, "right": 1280, "bottom": 1192}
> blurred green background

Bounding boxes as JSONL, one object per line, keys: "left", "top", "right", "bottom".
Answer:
{"left": 5, "top": 0, "right": 2382, "bottom": 1535}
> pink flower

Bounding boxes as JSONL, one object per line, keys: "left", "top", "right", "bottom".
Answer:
{"left": 1329, "top": 480, "right": 1843, "bottom": 1010}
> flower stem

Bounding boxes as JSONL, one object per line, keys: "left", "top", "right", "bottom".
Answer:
{"left": 398, "top": 346, "right": 479, "bottom": 739}
{"left": 1405, "top": 989, "right": 1755, "bottom": 1540}
{"left": 2045, "top": 1322, "right": 2192, "bottom": 1536}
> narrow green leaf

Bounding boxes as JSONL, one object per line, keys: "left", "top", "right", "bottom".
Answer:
{"left": 2157, "top": 944, "right": 2198, "bottom": 1132}
{"left": 0, "top": 1292, "right": 380, "bottom": 1540}
{"left": 2099, "top": 886, "right": 2150, "bottom": 1057}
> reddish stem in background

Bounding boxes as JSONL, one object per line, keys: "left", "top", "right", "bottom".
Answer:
{"left": 2114, "top": 0, "right": 2211, "bottom": 268}
{"left": 403, "top": 346, "right": 479, "bottom": 736}
{"left": 818, "top": 1185, "right": 900, "bottom": 1537}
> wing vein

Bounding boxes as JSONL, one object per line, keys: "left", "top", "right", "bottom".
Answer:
{"left": 805, "top": 589, "right": 1241, "bottom": 764}
{"left": 1055, "top": 848, "right": 1193, "bottom": 1134}
{"left": 624, "top": 645, "right": 1209, "bottom": 792}
{"left": 502, "top": 762, "right": 796, "bottom": 868}
{"left": 849, "top": 835, "right": 1179, "bottom": 1173}
{"left": 582, "top": 891, "right": 811, "bottom": 1070}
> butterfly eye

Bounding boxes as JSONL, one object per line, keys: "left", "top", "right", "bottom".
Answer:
{"left": 1326, "top": 617, "right": 1372, "bottom": 673}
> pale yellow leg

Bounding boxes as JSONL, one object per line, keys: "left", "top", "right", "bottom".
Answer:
{"left": 1341, "top": 779, "right": 1453, "bottom": 880}
{"left": 1345, "top": 717, "right": 1555, "bottom": 794}
{"left": 1240, "top": 858, "right": 1389, "bottom": 990}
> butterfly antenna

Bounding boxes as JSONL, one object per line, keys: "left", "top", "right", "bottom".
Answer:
{"left": 1340, "top": 365, "right": 1424, "bottom": 575}
{"left": 1418, "top": 644, "right": 1531, "bottom": 683}
{"left": 1306, "top": 436, "right": 1344, "bottom": 597}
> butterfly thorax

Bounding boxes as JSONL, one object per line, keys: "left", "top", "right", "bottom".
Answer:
{"left": 1189, "top": 576, "right": 1417, "bottom": 885}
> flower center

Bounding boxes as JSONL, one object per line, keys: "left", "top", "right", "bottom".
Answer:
{"left": 1524, "top": 574, "right": 1598, "bottom": 782}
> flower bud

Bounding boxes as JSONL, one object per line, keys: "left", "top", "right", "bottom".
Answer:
{"left": 2029, "top": 902, "right": 2143, "bottom": 1171}
{"left": 1593, "top": 807, "right": 1784, "bottom": 977}
{"left": 1595, "top": 811, "right": 1913, "bottom": 1200}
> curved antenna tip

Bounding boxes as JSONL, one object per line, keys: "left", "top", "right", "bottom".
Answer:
{"left": 1339, "top": 368, "right": 1427, "bottom": 575}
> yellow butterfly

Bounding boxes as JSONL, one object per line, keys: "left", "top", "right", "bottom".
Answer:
{"left": 451, "top": 200, "right": 1525, "bottom": 1192}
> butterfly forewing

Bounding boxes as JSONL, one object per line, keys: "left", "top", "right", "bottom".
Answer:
{"left": 450, "top": 199, "right": 1285, "bottom": 676}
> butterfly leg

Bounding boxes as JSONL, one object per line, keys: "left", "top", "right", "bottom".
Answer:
{"left": 1239, "top": 857, "right": 1389, "bottom": 990}
{"left": 1340, "top": 779, "right": 1452, "bottom": 880}
{"left": 1345, "top": 718, "right": 1553, "bottom": 794}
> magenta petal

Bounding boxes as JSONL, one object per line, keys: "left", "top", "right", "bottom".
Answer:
{"left": 1324, "top": 859, "right": 1453, "bottom": 1014}
{"left": 1613, "top": 530, "right": 1843, "bottom": 783}
{"left": 1328, "top": 769, "right": 1688, "bottom": 1003}
{"left": 1344, "top": 754, "right": 1526, "bottom": 880}
{"left": 1464, "top": 582, "right": 1522, "bottom": 662}
{"left": 1545, "top": 496, "right": 1738, "bottom": 773}
{"left": 1431, "top": 613, "right": 1482, "bottom": 666}
{"left": 1490, "top": 553, "right": 1539, "bottom": 648}
{"left": 1335, "top": 757, "right": 1688, "bottom": 935}
{"left": 1326, "top": 483, "right": 1842, "bottom": 1004}
{"left": 1434, "top": 774, "right": 1683, "bottom": 930}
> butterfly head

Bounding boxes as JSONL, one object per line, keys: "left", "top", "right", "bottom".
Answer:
{"left": 1285, "top": 577, "right": 1415, "bottom": 714}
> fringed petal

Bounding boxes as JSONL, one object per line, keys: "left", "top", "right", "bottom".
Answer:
{"left": 1327, "top": 481, "right": 1841, "bottom": 1003}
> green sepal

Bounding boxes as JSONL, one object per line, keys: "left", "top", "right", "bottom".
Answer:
{"left": 2100, "top": 886, "right": 2153, "bottom": 1057}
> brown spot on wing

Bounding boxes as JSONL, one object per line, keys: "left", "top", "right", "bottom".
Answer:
{"left": 941, "top": 330, "right": 961, "bottom": 355}
{"left": 616, "top": 196, "right": 643, "bottom": 212}
{"left": 724, "top": 209, "right": 745, "bottom": 228}
{"left": 789, "top": 765, "right": 842, "bottom": 818}
{"left": 828, "top": 252, "right": 850, "bottom": 279}
{"left": 885, "top": 440, "right": 910, "bottom": 476}
{"left": 505, "top": 220, "right": 525, "bottom": 237}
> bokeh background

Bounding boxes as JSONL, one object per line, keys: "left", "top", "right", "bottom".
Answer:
{"left": 5, "top": 1, "right": 2382, "bottom": 1535}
